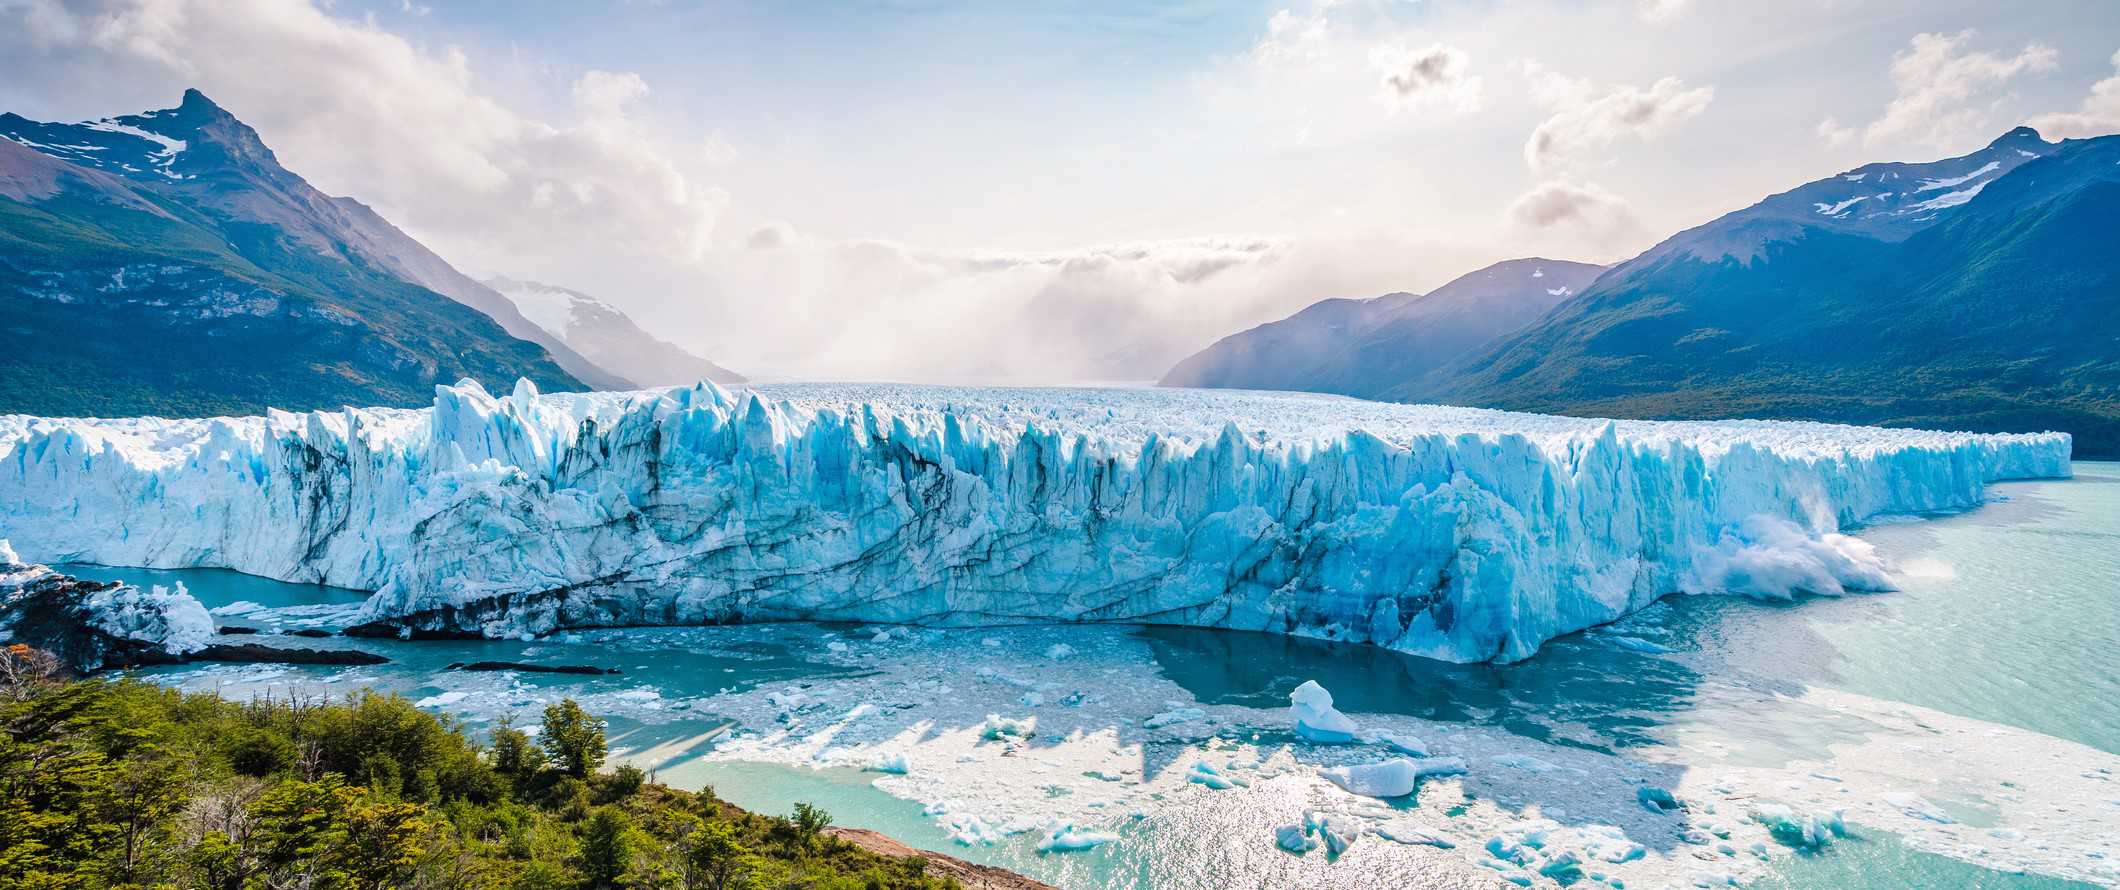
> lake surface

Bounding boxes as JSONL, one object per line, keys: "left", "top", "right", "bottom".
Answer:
{"left": 73, "top": 461, "right": 2120, "bottom": 889}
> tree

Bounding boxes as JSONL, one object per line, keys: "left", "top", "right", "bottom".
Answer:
{"left": 579, "top": 807, "right": 632, "bottom": 889}
{"left": 789, "top": 803, "right": 832, "bottom": 852}
{"left": 90, "top": 747, "right": 192, "bottom": 884}
{"left": 682, "top": 819, "right": 756, "bottom": 890}
{"left": 490, "top": 718, "right": 545, "bottom": 778}
{"left": 540, "top": 699, "right": 607, "bottom": 779}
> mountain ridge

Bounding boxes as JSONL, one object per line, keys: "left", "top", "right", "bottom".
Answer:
{"left": 1419, "top": 128, "right": 2120, "bottom": 456}
{"left": 1159, "top": 257, "right": 1605, "bottom": 397}
{"left": 0, "top": 90, "right": 618, "bottom": 418}
{"left": 484, "top": 275, "right": 744, "bottom": 386}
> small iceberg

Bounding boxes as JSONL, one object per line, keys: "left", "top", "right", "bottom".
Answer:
{"left": 1289, "top": 680, "right": 1359, "bottom": 744}
{"left": 1320, "top": 757, "right": 1467, "bottom": 798}
{"left": 1037, "top": 821, "right": 1117, "bottom": 853}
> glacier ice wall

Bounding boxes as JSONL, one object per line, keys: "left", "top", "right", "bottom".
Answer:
{"left": 0, "top": 380, "right": 2072, "bottom": 662}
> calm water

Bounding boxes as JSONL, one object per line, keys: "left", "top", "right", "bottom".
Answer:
{"left": 67, "top": 461, "right": 2120, "bottom": 889}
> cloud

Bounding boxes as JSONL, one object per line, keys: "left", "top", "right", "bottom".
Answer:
{"left": 1520, "top": 62, "right": 1714, "bottom": 176}
{"left": 1816, "top": 116, "right": 1856, "bottom": 147}
{"left": 0, "top": 0, "right": 727, "bottom": 267}
{"left": 1637, "top": 0, "right": 1693, "bottom": 23}
{"left": 644, "top": 232, "right": 1488, "bottom": 382}
{"left": 1860, "top": 30, "right": 2058, "bottom": 149}
{"left": 2028, "top": 49, "right": 2120, "bottom": 139}
{"left": 1508, "top": 180, "right": 1637, "bottom": 229}
{"left": 744, "top": 222, "right": 796, "bottom": 250}
{"left": 1211, "top": 0, "right": 1482, "bottom": 148}
{"left": 1372, "top": 42, "right": 1483, "bottom": 112}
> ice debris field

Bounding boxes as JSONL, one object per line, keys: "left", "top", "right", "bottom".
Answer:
{"left": 131, "top": 622, "right": 2120, "bottom": 890}
{"left": 0, "top": 380, "right": 2070, "bottom": 663}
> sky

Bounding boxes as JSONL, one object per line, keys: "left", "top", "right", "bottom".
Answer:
{"left": 3, "top": 0, "right": 2118, "bottom": 382}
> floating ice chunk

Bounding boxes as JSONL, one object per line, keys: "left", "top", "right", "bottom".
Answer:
{"left": 1751, "top": 804, "right": 1847, "bottom": 848}
{"left": 1608, "top": 636, "right": 1676, "bottom": 654}
{"left": 865, "top": 752, "right": 910, "bottom": 775}
{"left": 415, "top": 691, "right": 469, "bottom": 708}
{"left": 1380, "top": 733, "right": 1429, "bottom": 756}
{"left": 1044, "top": 643, "right": 1076, "bottom": 660}
{"left": 980, "top": 714, "right": 1035, "bottom": 741}
{"left": 1321, "top": 757, "right": 1467, "bottom": 798}
{"left": 1036, "top": 821, "right": 1118, "bottom": 853}
{"left": 1491, "top": 753, "right": 1561, "bottom": 773}
{"left": 1308, "top": 811, "right": 1361, "bottom": 857}
{"left": 1638, "top": 786, "right": 1683, "bottom": 813}
{"left": 1579, "top": 824, "right": 1646, "bottom": 863}
{"left": 1274, "top": 824, "right": 1316, "bottom": 853}
{"left": 1880, "top": 792, "right": 1955, "bottom": 823}
{"left": 1289, "top": 680, "right": 1359, "bottom": 743}
{"left": 1144, "top": 707, "right": 1206, "bottom": 729}
{"left": 209, "top": 600, "right": 269, "bottom": 616}
{"left": 1539, "top": 851, "right": 1585, "bottom": 882}
{"left": 1374, "top": 821, "right": 1455, "bottom": 848}
{"left": 1019, "top": 692, "right": 1044, "bottom": 707}
{"left": 1188, "top": 761, "right": 1236, "bottom": 790}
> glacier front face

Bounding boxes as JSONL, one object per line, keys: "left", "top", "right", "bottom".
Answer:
{"left": 0, "top": 381, "right": 2072, "bottom": 662}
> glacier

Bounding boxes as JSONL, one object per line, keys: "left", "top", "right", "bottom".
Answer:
{"left": 0, "top": 380, "right": 2072, "bottom": 663}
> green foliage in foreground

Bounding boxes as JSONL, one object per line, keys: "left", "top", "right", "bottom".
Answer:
{"left": 0, "top": 658, "right": 958, "bottom": 890}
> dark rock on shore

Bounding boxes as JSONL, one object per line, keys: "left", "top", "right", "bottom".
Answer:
{"left": 281, "top": 628, "right": 333, "bottom": 638}
{"left": 2, "top": 555, "right": 207, "bottom": 673}
{"left": 217, "top": 625, "right": 260, "bottom": 635}
{"left": 191, "top": 643, "right": 388, "bottom": 666}
{"left": 341, "top": 620, "right": 489, "bottom": 640}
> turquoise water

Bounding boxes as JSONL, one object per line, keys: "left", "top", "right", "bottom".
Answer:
{"left": 63, "top": 462, "right": 2120, "bottom": 888}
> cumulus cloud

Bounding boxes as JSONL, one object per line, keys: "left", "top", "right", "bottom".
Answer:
{"left": 1508, "top": 181, "right": 1639, "bottom": 231}
{"left": 2028, "top": 49, "right": 2120, "bottom": 139}
{"left": 1520, "top": 62, "right": 1714, "bottom": 176}
{"left": 1816, "top": 116, "right": 1857, "bottom": 147}
{"left": 1215, "top": 0, "right": 1482, "bottom": 147}
{"left": 0, "top": 0, "right": 726, "bottom": 267}
{"left": 744, "top": 221, "right": 796, "bottom": 250}
{"left": 1372, "top": 42, "right": 1483, "bottom": 112}
{"left": 1860, "top": 30, "right": 2058, "bottom": 149}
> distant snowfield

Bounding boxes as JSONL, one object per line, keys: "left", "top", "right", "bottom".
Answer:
{"left": 0, "top": 380, "right": 2073, "bottom": 663}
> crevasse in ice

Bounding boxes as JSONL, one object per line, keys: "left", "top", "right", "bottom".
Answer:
{"left": 0, "top": 379, "right": 2072, "bottom": 662}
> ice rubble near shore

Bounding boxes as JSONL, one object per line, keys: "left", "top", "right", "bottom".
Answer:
{"left": 0, "top": 380, "right": 2072, "bottom": 661}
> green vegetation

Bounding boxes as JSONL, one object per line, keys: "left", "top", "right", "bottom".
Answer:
{"left": 0, "top": 645, "right": 962, "bottom": 890}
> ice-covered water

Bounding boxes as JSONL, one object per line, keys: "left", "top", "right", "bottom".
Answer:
{"left": 87, "top": 462, "right": 2120, "bottom": 889}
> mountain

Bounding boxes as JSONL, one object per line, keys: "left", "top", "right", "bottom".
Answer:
{"left": 0, "top": 90, "right": 627, "bottom": 418}
{"left": 484, "top": 276, "right": 744, "bottom": 386}
{"left": 1159, "top": 258, "right": 1605, "bottom": 397}
{"left": 1418, "top": 128, "right": 2120, "bottom": 456}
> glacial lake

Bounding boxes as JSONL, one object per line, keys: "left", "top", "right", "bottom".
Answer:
{"left": 72, "top": 461, "right": 2120, "bottom": 889}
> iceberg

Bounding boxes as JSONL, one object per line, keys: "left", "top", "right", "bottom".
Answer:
{"left": 1289, "top": 680, "right": 1360, "bottom": 743}
{"left": 1035, "top": 821, "right": 1118, "bottom": 853}
{"left": 0, "top": 381, "right": 2070, "bottom": 662}
{"left": 1750, "top": 804, "right": 1847, "bottom": 848}
{"left": 1320, "top": 757, "right": 1468, "bottom": 798}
